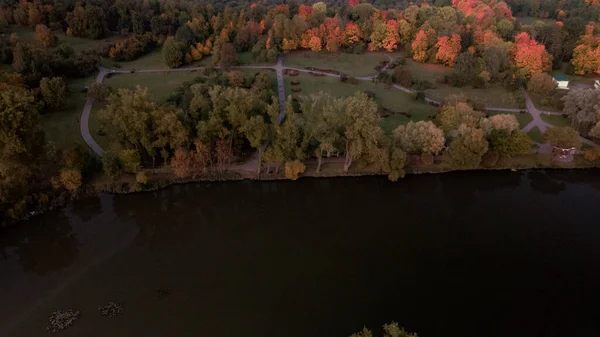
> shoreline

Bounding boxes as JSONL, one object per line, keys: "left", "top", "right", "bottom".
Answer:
{"left": 2, "top": 154, "right": 598, "bottom": 230}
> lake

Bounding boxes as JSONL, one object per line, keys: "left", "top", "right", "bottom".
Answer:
{"left": 1, "top": 170, "right": 600, "bottom": 337}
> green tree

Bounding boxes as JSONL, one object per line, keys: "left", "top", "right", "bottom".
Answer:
{"left": 241, "top": 115, "right": 269, "bottom": 174}
{"left": 438, "top": 98, "right": 485, "bottom": 134}
{"left": 342, "top": 92, "right": 384, "bottom": 172}
{"left": 449, "top": 124, "right": 489, "bottom": 169}
{"left": 543, "top": 127, "right": 582, "bottom": 149}
{"left": 488, "top": 129, "right": 532, "bottom": 157}
{"left": 163, "top": 38, "right": 185, "bottom": 68}
{"left": 562, "top": 88, "right": 600, "bottom": 133}
{"left": 299, "top": 92, "right": 344, "bottom": 174}
{"left": 40, "top": 77, "right": 68, "bottom": 111}
{"left": 393, "top": 121, "right": 445, "bottom": 154}
{"left": 118, "top": 149, "right": 141, "bottom": 173}
{"left": 265, "top": 99, "right": 302, "bottom": 173}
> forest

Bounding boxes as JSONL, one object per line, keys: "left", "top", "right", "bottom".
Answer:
{"left": 2, "top": 0, "right": 600, "bottom": 223}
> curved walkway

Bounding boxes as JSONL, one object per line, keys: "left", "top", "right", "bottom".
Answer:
{"left": 80, "top": 56, "right": 597, "bottom": 156}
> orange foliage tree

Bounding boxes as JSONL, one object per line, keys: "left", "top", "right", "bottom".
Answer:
{"left": 382, "top": 19, "right": 400, "bottom": 52}
{"left": 344, "top": 21, "right": 362, "bottom": 46}
{"left": 436, "top": 34, "right": 461, "bottom": 67}
{"left": 571, "top": 25, "right": 600, "bottom": 75}
{"left": 512, "top": 32, "right": 552, "bottom": 77}
{"left": 411, "top": 30, "right": 430, "bottom": 62}
{"left": 324, "top": 18, "right": 344, "bottom": 52}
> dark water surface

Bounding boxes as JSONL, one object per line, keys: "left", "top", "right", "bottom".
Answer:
{"left": 2, "top": 170, "right": 600, "bottom": 337}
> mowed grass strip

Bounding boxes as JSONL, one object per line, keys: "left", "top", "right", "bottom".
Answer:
{"left": 103, "top": 71, "right": 203, "bottom": 101}
{"left": 284, "top": 51, "right": 399, "bottom": 77}
{"left": 541, "top": 114, "right": 570, "bottom": 127}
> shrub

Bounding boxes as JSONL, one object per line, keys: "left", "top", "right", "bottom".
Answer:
{"left": 109, "top": 33, "right": 155, "bottom": 61}
{"left": 393, "top": 67, "right": 413, "bottom": 87}
{"left": 414, "top": 91, "right": 425, "bottom": 101}
{"left": 40, "top": 77, "right": 68, "bottom": 111}
{"left": 136, "top": 171, "right": 148, "bottom": 185}
{"left": 527, "top": 72, "right": 556, "bottom": 96}
{"left": 285, "top": 160, "right": 306, "bottom": 180}
{"left": 60, "top": 168, "right": 82, "bottom": 192}
{"left": 118, "top": 149, "right": 141, "bottom": 173}
{"left": 584, "top": 148, "right": 600, "bottom": 162}
{"left": 88, "top": 83, "right": 112, "bottom": 101}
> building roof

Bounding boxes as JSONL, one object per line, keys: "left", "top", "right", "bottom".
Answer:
{"left": 553, "top": 73, "right": 569, "bottom": 81}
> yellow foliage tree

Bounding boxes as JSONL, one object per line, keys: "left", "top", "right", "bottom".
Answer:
{"left": 285, "top": 160, "right": 306, "bottom": 180}
{"left": 190, "top": 45, "right": 202, "bottom": 61}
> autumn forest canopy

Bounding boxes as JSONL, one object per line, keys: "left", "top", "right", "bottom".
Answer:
{"left": 2, "top": 0, "right": 600, "bottom": 223}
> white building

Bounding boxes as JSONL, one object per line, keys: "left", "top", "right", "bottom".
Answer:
{"left": 553, "top": 74, "right": 569, "bottom": 90}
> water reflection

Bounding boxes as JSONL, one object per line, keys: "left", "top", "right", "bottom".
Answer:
{"left": 528, "top": 170, "right": 566, "bottom": 195}
{"left": 69, "top": 196, "right": 103, "bottom": 222}
{"left": 0, "top": 211, "right": 78, "bottom": 275}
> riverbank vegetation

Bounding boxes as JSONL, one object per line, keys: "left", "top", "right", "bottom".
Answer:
{"left": 2, "top": 0, "right": 600, "bottom": 224}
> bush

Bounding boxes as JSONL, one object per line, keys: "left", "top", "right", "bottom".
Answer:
{"left": 527, "top": 72, "right": 556, "bottom": 96}
{"left": 413, "top": 80, "right": 435, "bottom": 91}
{"left": 109, "top": 33, "right": 155, "bottom": 61}
{"left": 415, "top": 91, "right": 425, "bottom": 101}
{"left": 136, "top": 171, "right": 148, "bottom": 185}
{"left": 393, "top": 67, "right": 413, "bottom": 88}
{"left": 584, "top": 148, "right": 600, "bottom": 162}
{"left": 60, "top": 168, "right": 82, "bottom": 192}
{"left": 285, "top": 160, "right": 306, "bottom": 180}
{"left": 118, "top": 149, "right": 141, "bottom": 173}
{"left": 88, "top": 83, "right": 112, "bottom": 101}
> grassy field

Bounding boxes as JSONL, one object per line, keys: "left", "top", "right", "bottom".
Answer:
{"left": 285, "top": 72, "right": 437, "bottom": 133}
{"left": 516, "top": 16, "right": 556, "bottom": 25}
{"left": 40, "top": 75, "right": 97, "bottom": 149}
{"left": 103, "top": 71, "right": 204, "bottom": 101}
{"left": 487, "top": 110, "right": 533, "bottom": 129}
{"left": 284, "top": 51, "right": 400, "bottom": 77}
{"left": 527, "top": 126, "right": 545, "bottom": 143}
{"left": 400, "top": 58, "right": 521, "bottom": 108}
{"left": 541, "top": 114, "right": 570, "bottom": 127}
{"left": 7, "top": 26, "right": 122, "bottom": 53}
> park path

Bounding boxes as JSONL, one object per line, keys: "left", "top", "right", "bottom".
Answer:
{"left": 80, "top": 56, "right": 597, "bottom": 157}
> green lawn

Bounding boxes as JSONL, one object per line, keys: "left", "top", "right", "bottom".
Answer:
{"left": 103, "top": 71, "right": 204, "bottom": 101}
{"left": 7, "top": 26, "right": 122, "bottom": 53}
{"left": 286, "top": 72, "right": 437, "bottom": 133}
{"left": 40, "top": 75, "right": 97, "bottom": 150}
{"left": 487, "top": 110, "right": 533, "bottom": 129}
{"left": 527, "top": 126, "right": 545, "bottom": 143}
{"left": 284, "top": 51, "right": 399, "bottom": 77}
{"left": 541, "top": 114, "right": 570, "bottom": 127}
{"left": 403, "top": 58, "right": 451, "bottom": 83}
{"left": 516, "top": 16, "right": 556, "bottom": 25}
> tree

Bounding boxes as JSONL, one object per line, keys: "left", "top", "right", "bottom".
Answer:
{"left": 488, "top": 130, "right": 532, "bottom": 157}
{"left": 59, "top": 168, "right": 82, "bottom": 192}
{"left": 65, "top": 4, "right": 106, "bottom": 39}
{"left": 512, "top": 32, "right": 552, "bottom": 78}
{"left": 213, "top": 42, "right": 237, "bottom": 71}
{"left": 436, "top": 34, "right": 461, "bottom": 67}
{"left": 88, "top": 83, "right": 113, "bottom": 101}
{"left": 452, "top": 51, "right": 476, "bottom": 85}
{"left": 227, "top": 70, "right": 245, "bottom": 87}
{"left": 448, "top": 124, "right": 489, "bottom": 169}
{"left": 562, "top": 88, "right": 600, "bottom": 133}
{"left": 543, "top": 127, "right": 582, "bottom": 149}
{"left": 119, "top": 149, "right": 141, "bottom": 173}
{"left": 393, "top": 121, "right": 445, "bottom": 154}
{"left": 480, "top": 114, "right": 520, "bottom": 135}
{"left": 340, "top": 92, "right": 383, "bottom": 172}
{"left": 382, "top": 20, "right": 400, "bottom": 52}
{"left": 496, "top": 19, "right": 514, "bottom": 40}
{"left": 241, "top": 115, "right": 269, "bottom": 174}
{"left": 299, "top": 93, "right": 344, "bottom": 174}
{"left": 102, "top": 149, "right": 122, "bottom": 179}
{"left": 40, "top": 77, "right": 68, "bottom": 111}
{"left": 387, "top": 147, "right": 408, "bottom": 182}
{"left": 285, "top": 160, "right": 306, "bottom": 180}
{"left": 411, "top": 30, "right": 430, "bottom": 62}
{"left": 35, "top": 24, "right": 57, "bottom": 48}
{"left": 163, "top": 38, "right": 185, "bottom": 68}
{"left": 527, "top": 72, "right": 556, "bottom": 96}
{"left": 393, "top": 68, "right": 413, "bottom": 88}
{"left": 438, "top": 99, "right": 485, "bottom": 134}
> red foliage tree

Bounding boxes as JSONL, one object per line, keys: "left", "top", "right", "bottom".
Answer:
{"left": 436, "top": 34, "right": 461, "bottom": 67}
{"left": 299, "top": 5, "right": 313, "bottom": 17}
{"left": 344, "top": 22, "right": 362, "bottom": 46}
{"left": 382, "top": 19, "right": 400, "bottom": 52}
{"left": 324, "top": 18, "right": 344, "bottom": 52}
{"left": 512, "top": 32, "right": 552, "bottom": 77}
{"left": 349, "top": 0, "right": 359, "bottom": 8}
{"left": 412, "top": 30, "right": 430, "bottom": 62}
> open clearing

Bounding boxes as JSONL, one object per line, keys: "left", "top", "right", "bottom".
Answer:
{"left": 40, "top": 75, "right": 97, "bottom": 149}
{"left": 103, "top": 71, "right": 203, "bottom": 101}
{"left": 285, "top": 72, "right": 437, "bottom": 134}
{"left": 541, "top": 114, "right": 570, "bottom": 127}
{"left": 527, "top": 126, "right": 545, "bottom": 143}
{"left": 284, "top": 51, "right": 399, "bottom": 77}
{"left": 7, "top": 26, "right": 122, "bottom": 53}
{"left": 515, "top": 16, "right": 557, "bottom": 25}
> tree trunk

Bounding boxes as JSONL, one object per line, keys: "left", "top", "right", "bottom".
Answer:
{"left": 256, "top": 148, "right": 262, "bottom": 176}
{"left": 316, "top": 156, "right": 322, "bottom": 175}
{"left": 275, "top": 162, "right": 280, "bottom": 174}
{"left": 343, "top": 141, "right": 352, "bottom": 172}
